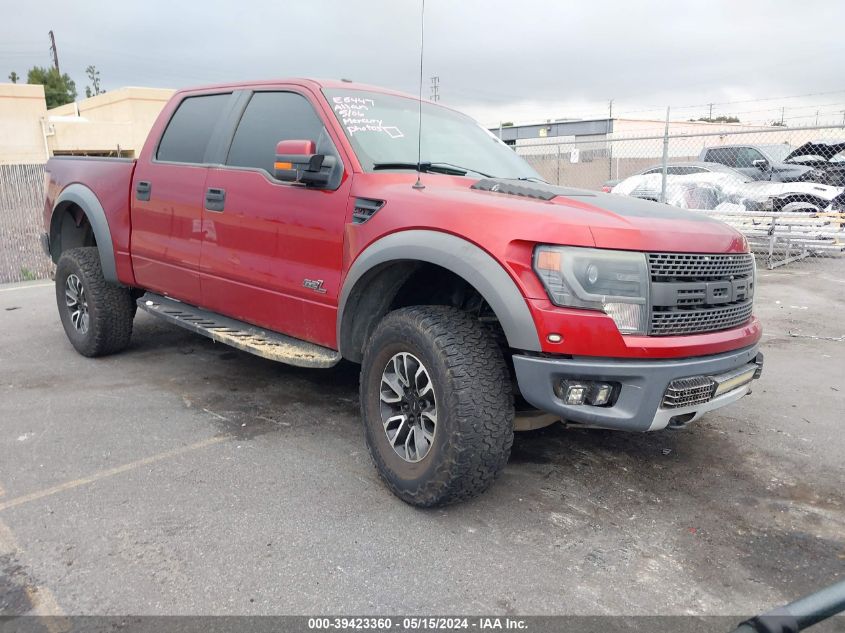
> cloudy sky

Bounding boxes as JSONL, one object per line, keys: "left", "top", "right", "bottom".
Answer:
{"left": 2, "top": 0, "right": 844, "bottom": 127}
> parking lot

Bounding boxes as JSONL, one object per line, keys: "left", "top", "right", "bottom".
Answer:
{"left": 0, "top": 260, "right": 843, "bottom": 617}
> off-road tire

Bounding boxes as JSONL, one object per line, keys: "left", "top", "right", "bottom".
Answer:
{"left": 360, "top": 306, "right": 514, "bottom": 506}
{"left": 55, "top": 247, "right": 135, "bottom": 357}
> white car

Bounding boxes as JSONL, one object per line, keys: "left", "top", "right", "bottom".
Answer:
{"left": 611, "top": 164, "right": 844, "bottom": 212}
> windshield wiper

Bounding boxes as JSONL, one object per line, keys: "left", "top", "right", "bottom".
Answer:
{"left": 372, "top": 162, "right": 492, "bottom": 178}
{"left": 429, "top": 162, "right": 493, "bottom": 178}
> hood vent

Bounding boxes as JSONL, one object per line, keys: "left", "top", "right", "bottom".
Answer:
{"left": 352, "top": 198, "right": 385, "bottom": 224}
{"left": 471, "top": 178, "right": 596, "bottom": 201}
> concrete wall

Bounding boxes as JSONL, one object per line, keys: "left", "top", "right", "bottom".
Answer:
{"left": 47, "top": 87, "right": 174, "bottom": 156}
{"left": 0, "top": 85, "right": 174, "bottom": 163}
{"left": 0, "top": 83, "right": 49, "bottom": 164}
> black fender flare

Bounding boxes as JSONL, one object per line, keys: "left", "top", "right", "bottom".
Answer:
{"left": 51, "top": 183, "right": 119, "bottom": 283}
{"left": 337, "top": 230, "right": 541, "bottom": 360}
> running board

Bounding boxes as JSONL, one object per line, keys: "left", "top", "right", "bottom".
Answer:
{"left": 136, "top": 293, "right": 341, "bottom": 369}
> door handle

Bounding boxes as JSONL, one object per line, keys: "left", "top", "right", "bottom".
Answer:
{"left": 135, "top": 180, "right": 151, "bottom": 201}
{"left": 205, "top": 187, "right": 225, "bottom": 212}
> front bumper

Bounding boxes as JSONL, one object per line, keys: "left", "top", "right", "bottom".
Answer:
{"left": 513, "top": 345, "right": 763, "bottom": 432}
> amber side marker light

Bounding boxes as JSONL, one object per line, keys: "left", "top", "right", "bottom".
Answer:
{"left": 274, "top": 161, "right": 293, "bottom": 170}
{"left": 536, "top": 250, "right": 562, "bottom": 271}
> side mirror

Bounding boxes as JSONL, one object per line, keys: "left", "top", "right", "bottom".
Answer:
{"left": 274, "top": 139, "right": 336, "bottom": 187}
{"left": 752, "top": 159, "right": 769, "bottom": 171}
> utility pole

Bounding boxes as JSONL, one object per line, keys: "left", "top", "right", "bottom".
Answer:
{"left": 815, "top": 110, "right": 819, "bottom": 126}
{"left": 48, "top": 30, "right": 60, "bottom": 74}
{"left": 708, "top": 103, "right": 713, "bottom": 121}
{"left": 607, "top": 99, "right": 614, "bottom": 179}
{"left": 780, "top": 107, "right": 785, "bottom": 126}
{"left": 429, "top": 76, "right": 440, "bottom": 102}
{"left": 840, "top": 110, "right": 845, "bottom": 126}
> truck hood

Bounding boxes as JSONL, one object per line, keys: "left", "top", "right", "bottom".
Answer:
{"left": 785, "top": 140, "right": 845, "bottom": 163}
{"left": 350, "top": 173, "right": 748, "bottom": 256}
{"left": 465, "top": 178, "right": 747, "bottom": 253}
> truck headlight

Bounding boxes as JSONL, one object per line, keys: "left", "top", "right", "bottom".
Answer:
{"left": 534, "top": 246, "right": 650, "bottom": 335}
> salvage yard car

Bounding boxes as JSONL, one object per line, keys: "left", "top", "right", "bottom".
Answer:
{"left": 42, "top": 79, "right": 764, "bottom": 506}
{"left": 785, "top": 140, "right": 845, "bottom": 187}
{"left": 698, "top": 143, "right": 807, "bottom": 182}
{"left": 611, "top": 164, "right": 844, "bottom": 212}
{"left": 602, "top": 161, "right": 753, "bottom": 192}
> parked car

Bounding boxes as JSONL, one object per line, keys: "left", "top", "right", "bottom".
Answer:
{"left": 602, "top": 161, "right": 749, "bottom": 192}
{"left": 786, "top": 140, "right": 845, "bottom": 187}
{"left": 698, "top": 143, "right": 811, "bottom": 182}
{"left": 826, "top": 191, "right": 845, "bottom": 212}
{"left": 42, "top": 78, "right": 764, "bottom": 506}
{"left": 611, "top": 164, "right": 843, "bottom": 212}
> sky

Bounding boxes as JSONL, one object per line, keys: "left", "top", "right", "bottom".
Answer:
{"left": 2, "top": 0, "right": 844, "bottom": 128}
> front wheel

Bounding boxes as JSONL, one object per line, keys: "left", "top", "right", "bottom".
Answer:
{"left": 55, "top": 247, "right": 135, "bottom": 357}
{"left": 360, "top": 306, "right": 514, "bottom": 506}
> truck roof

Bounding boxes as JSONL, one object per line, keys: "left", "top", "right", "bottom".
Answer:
{"left": 172, "top": 78, "right": 419, "bottom": 100}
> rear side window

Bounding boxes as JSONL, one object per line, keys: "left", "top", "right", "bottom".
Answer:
{"left": 643, "top": 166, "right": 706, "bottom": 175}
{"left": 704, "top": 147, "right": 740, "bottom": 167}
{"left": 156, "top": 93, "right": 231, "bottom": 163}
{"left": 226, "top": 92, "right": 326, "bottom": 176}
{"left": 668, "top": 166, "right": 707, "bottom": 175}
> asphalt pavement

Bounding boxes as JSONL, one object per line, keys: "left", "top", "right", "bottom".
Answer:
{"left": 0, "top": 260, "right": 843, "bottom": 617}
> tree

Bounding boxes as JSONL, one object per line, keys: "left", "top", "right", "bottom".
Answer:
{"left": 84, "top": 65, "right": 104, "bottom": 98}
{"left": 8, "top": 71, "right": 19, "bottom": 84}
{"left": 692, "top": 115, "right": 740, "bottom": 124}
{"left": 27, "top": 66, "right": 76, "bottom": 108}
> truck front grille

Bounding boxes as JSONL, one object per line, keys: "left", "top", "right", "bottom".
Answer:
{"left": 648, "top": 253, "right": 755, "bottom": 282}
{"left": 651, "top": 300, "right": 754, "bottom": 336}
{"left": 647, "top": 252, "right": 755, "bottom": 336}
{"left": 662, "top": 376, "right": 716, "bottom": 409}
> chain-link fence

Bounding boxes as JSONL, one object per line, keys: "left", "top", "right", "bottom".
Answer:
{"left": 0, "top": 163, "right": 53, "bottom": 284}
{"left": 2, "top": 123, "right": 844, "bottom": 283}
{"left": 517, "top": 124, "right": 845, "bottom": 268}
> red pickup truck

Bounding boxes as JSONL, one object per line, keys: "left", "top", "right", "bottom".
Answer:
{"left": 42, "top": 78, "right": 763, "bottom": 506}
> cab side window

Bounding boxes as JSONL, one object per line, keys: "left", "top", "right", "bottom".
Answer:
{"left": 156, "top": 93, "right": 231, "bottom": 164}
{"left": 736, "top": 148, "right": 765, "bottom": 167}
{"left": 226, "top": 92, "right": 327, "bottom": 176}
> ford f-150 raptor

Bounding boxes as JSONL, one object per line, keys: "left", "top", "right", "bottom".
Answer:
{"left": 42, "top": 79, "right": 764, "bottom": 506}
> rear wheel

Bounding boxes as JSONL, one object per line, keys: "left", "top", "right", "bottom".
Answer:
{"left": 360, "top": 306, "right": 514, "bottom": 506}
{"left": 55, "top": 247, "right": 135, "bottom": 357}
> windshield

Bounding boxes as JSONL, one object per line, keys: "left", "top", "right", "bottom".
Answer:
{"left": 761, "top": 144, "right": 793, "bottom": 162}
{"left": 323, "top": 88, "right": 540, "bottom": 180}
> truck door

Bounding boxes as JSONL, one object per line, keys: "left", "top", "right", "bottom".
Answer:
{"left": 130, "top": 92, "right": 233, "bottom": 305}
{"left": 199, "top": 90, "right": 351, "bottom": 349}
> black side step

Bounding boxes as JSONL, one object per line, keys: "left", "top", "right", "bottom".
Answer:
{"left": 137, "top": 293, "right": 341, "bottom": 369}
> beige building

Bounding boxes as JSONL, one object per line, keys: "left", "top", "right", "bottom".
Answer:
{"left": 0, "top": 85, "right": 174, "bottom": 164}
{"left": 0, "top": 83, "right": 49, "bottom": 164}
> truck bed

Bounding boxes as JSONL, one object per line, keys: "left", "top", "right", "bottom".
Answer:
{"left": 43, "top": 156, "right": 137, "bottom": 285}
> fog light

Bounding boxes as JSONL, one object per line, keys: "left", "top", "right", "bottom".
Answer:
{"left": 555, "top": 380, "right": 616, "bottom": 407}
{"left": 562, "top": 382, "right": 587, "bottom": 405}
{"left": 590, "top": 383, "right": 613, "bottom": 406}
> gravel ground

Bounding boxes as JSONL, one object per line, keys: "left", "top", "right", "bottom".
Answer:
{"left": 0, "top": 259, "right": 843, "bottom": 618}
